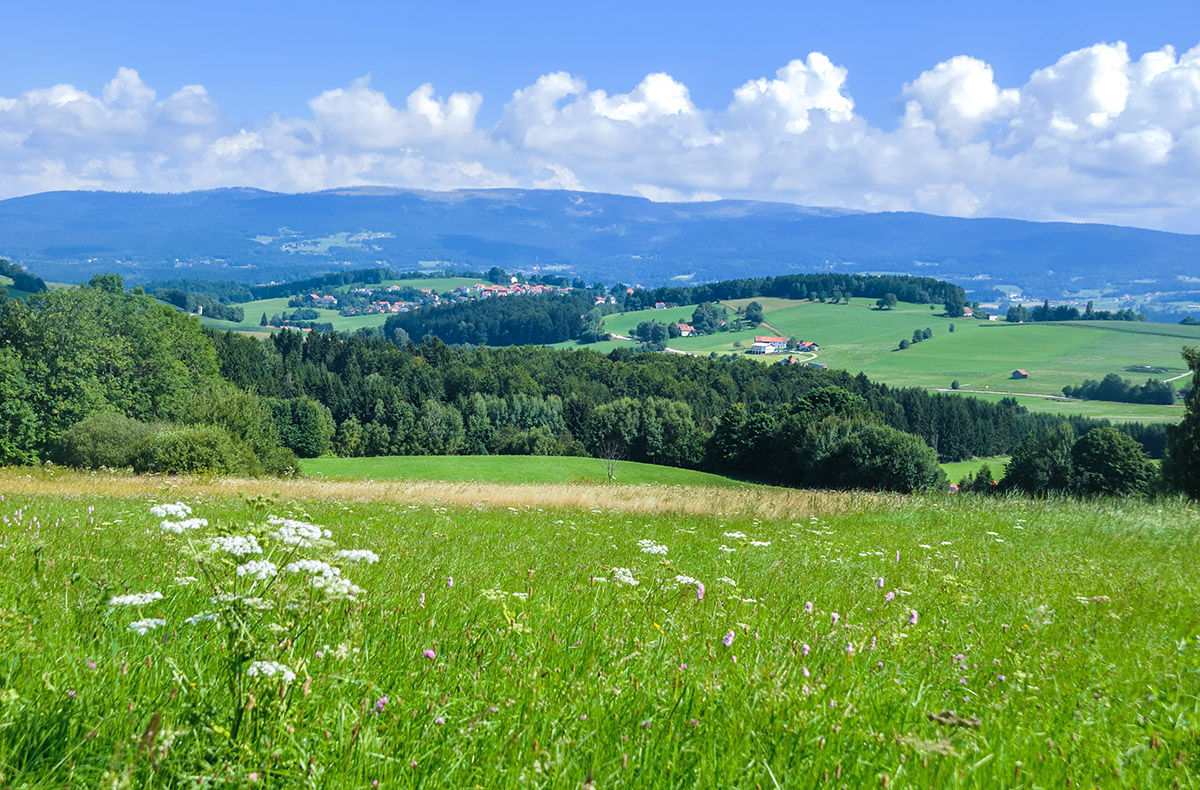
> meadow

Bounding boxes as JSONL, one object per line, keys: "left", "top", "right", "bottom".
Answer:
{"left": 1, "top": 469, "right": 1197, "bottom": 787}
{"left": 598, "top": 299, "right": 1195, "bottom": 423}
{"left": 302, "top": 455, "right": 750, "bottom": 488}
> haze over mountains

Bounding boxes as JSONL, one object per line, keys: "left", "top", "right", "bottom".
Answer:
{"left": 2, "top": 187, "right": 1198, "bottom": 300}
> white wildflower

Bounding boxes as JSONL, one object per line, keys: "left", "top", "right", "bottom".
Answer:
{"left": 285, "top": 559, "right": 340, "bottom": 578}
{"left": 236, "top": 560, "right": 278, "bottom": 581}
{"left": 749, "top": 541, "right": 771, "bottom": 547}
{"left": 128, "top": 617, "right": 166, "bottom": 635}
{"left": 149, "top": 502, "right": 191, "bottom": 519}
{"left": 209, "top": 535, "right": 262, "bottom": 556}
{"left": 109, "top": 592, "right": 163, "bottom": 607}
{"left": 245, "top": 660, "right": 296, "bottom": 683}
{"left": 174, "top": 576, "right": 199, "bottom": 586}
{"left": 613, "top": 568, "right": 639, "bottom": 586}
{"left": 242, "top": 597, "right": 274, "bottom": 610}
{"left": 637, "top": 539, "right": 668, "bottom": 555}
{"left": 184, "top": 611, "right": 218, "bottom": 625}
{"left": 717, "top": 577, "right": 737, "bottom": 586}
{"left": 511, "top": 592, "right": 528, "bottom": 599}
{"left": 335, "top": 549, "right": 380, "bottom": 564}
{"left": 160, "top": 517, "right": 207, "bottom": 534}
{"left": 310, "top": 575, "right": 363, "bottom": 599}
{"left": 718, "top": 545, "right": 736, "bottom": 553}
{"left": 723, "top": 531, "right": 748, "bottom": 539}
{"left": 673, "top": 575, "right": 701, "bottom": 586}
{"left": 267, "top": 516, "right": 331, "bottom": 547}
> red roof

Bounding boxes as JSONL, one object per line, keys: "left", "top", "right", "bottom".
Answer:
{"left": 676, "top": 323, "right": 694, "bottom": 332}
{"left": 755, "top": 336, "right": 787, "bottom": 343}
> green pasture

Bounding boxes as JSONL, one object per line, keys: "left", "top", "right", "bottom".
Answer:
{"left": 940, "top": 456, "right": 1010, "bottom": 485}
{"left": 2, "top": 485, "right": 1197, "bottom": 786}
{"left": 302, "top": 454, "right": 750, "bottom": 487}
{"left": 942, "top": 390, "right": 1184, "bottom": 423}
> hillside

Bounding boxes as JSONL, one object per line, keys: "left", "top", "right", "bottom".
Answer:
{"left": 600, "top": 297, "right": 1196, "bottom": 422}
{"left": 4, "top": 188, "right": 1200, "bottom": 306}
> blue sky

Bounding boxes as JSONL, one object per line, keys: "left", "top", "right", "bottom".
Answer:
{"left": 5, "top": 1, "right": 1200, "bottom": 230}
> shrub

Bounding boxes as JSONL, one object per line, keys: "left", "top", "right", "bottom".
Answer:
{"left": 53, "top": 412, "right": 163, "bottom": 469}
{"left": 133, "top": 424, "right": 260, "bottom": 475}
{"left": 1071, "top": 427, "right": 1156, "bottom": 497}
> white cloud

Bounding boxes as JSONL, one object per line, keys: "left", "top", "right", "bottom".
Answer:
{"left": 5, "top": 46, "right": 1200, "bottom": 231}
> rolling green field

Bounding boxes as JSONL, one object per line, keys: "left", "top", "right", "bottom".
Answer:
{"left": 940, "top": 456, "right": 1010, "bottom": 485}
{"left": 943, "top": 390, "right": 1185, "bottom": 423}
{"left": 2, "top": 477, "right": 1197, "bottom": 787}
{"left": 200, "top": 277, "right": 485, "bottom": 334}
{"left": 598, "top": 299, "right": 1195, "bottom": 423}
{"left": 303, "top": 454, "right": 749, "bottom": 487}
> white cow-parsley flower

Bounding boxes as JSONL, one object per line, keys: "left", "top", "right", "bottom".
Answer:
{"left": 335, "top": 549, "right": 380, "bottom": 564}
{"left": 637, "top": 539, "right": 668, "bottom": 555}
{"left": 236, "top": 560, "right": 278, "bottom": 581}
{"left": 150, "top": 502, "right": 191, "bottom": 519}
{"left": 109, "top": 592, "right": 163, "bottom": 607}
{"left": 613, "top": 568, "right": 639, "bottom": 586}
{"left": 267, "top": 516, "right": 331, "bottom": 547}
{"left": 209, "top": 535, "right": 263, "bottom": 556}
{"left": 245, "top": 660, "right": 296, "bottom": 683}
{"left": 128, "top": 618, "right": 166, "bottom": 635}
{"left": 160, "top": 517, "right": 207, "bottom": 534}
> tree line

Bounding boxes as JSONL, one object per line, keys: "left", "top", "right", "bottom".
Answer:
{"left": 1062, "top": 373, "right": 1178, "bottom": 405}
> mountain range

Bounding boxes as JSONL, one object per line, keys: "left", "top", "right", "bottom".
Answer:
{"left": 2, "top": 187, "right": 1198, "bottom": 301}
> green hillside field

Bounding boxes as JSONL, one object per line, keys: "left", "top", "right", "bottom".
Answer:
{"left": 302, "top": 454, "right": 750, "bottom": 487}
{"left": 598, "top": 298, "right": 1196, "bottom": 422}
{"left": 3, "top": 473, "right": 1199, "bottom": 786}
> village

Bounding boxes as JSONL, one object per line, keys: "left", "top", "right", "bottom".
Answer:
{"left": 311, "top": 280, "right": 577, "bottom": 317}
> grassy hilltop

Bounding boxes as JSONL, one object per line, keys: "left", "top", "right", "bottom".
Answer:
{"left": 1, "top": 470, "right": 1197, "bottom": 787}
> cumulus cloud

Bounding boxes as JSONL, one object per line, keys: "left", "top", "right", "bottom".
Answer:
{"left": 4, "top": 44, "right": 1200, "bottom": 230}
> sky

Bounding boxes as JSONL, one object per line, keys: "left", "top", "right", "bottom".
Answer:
{"left": 5, "top": 0, "right": 1200, "bottom": 231}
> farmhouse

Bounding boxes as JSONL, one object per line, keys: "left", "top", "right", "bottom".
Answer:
{"left": 653, "top": 302, "right": 667, "bottom": 310}
{"left": 797, "top": 340, "right": 819, "bottom": 351}
{"left": 676, "top": 323, "right": 695, "bottom": 337}
{"left": 309, "top": 293, "right": 338, "bottom": 307}
{"left": 1011, "top": 369, "right": 1029, "bottom": 379}
{"left": 749, "top": 341, "right": 776, "bottom": 355}
{"left": 755, "top": 335, "right": 789, "bottom": 351}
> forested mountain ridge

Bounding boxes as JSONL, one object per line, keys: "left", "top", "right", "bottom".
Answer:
{"left": 3, "top": 187, "right": 1200, "bottom": 300}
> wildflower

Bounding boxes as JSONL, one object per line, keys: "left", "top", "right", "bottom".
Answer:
{"left": 267, "top": 516, "right": 330, "bottom": 547}
{"left": 160, "top": 517, "right": 207, "bottom": 534}
{"left": 579, "top": 713, "right": 588, "bottom": 720}
{"left": 749, "top": 541, "right": 771, "bottom": 547}
{"left": 613, "top": 568, "right": 639, "bottom": 586}
{"left": 869, "top": 637, "right": 877, "bottom": 651}
{"left": 696, "top": 582, "right": 706, "bottom": 601}
{"left": 128, "top": 618, "right": 166, "bottom": 635}
{"left": 374, "top": 696, "right": 388, "bottom": 713}
{"left": 447, "top": 576, "right": 454, "bottom": 587}
{"left": 722, "top": 631, "right": 735, "bottom": 647}
{"left": 845, "top": 643, "right": 855, "bottom": 655}
{"left": 245, "top": 661, "right": 296, "bottom": 683}
{"left": 310, "top": 575, "right": 364, "bottom": 599}
{"left": 150, "top": 502, "right": 191, "bottom": 519}
{"left": 236, "top": 560, "right": 278, "bottom": 581}
{"left": 997, "top": 674, "right": 1006, "bottom": 682}
{"left": 801, "top": 643, "right": 810, "bottom": 656}
{"left": 723, "top": 531, "right": 747, "bottom": 539}
{"left": 637, "top": 539, "right": 668, "bottom": 555}
{"left": 885, "top": 591, "right": 895, "bottom": 602}
{"left": 802, "top": 666, "right": 810, "bottom": 677}
{"left": 434, "top": 717, "right": 445, "bottom": 725}
{"left": 673, "top": 575, "right": 700, "bottom": 586}
{"left": 895, "top": 550, "right": 900, "bottom": 562}
{"left": 805, "top": 601, "right": 814, "bottom": 614}
{"left": 419, "top": 592, "right": 426, "bottom": 606}
{"left": 336, "top": 549, "right": 380, "bottom": 563}
{"left": 718, "top": 545, "right": 736, "bottom": 553}
{"left": 878, "top": 577, "right": 885, "bottom": 588}
{"left": 68, "top": 689, "right": 76, "bottom": 698}
{"left": 209, "top": 535, "right": 263, "bottom": 557}
{"left": 909, "top": 608, "right": 919, "bottom": 626}
{"left": 285, "top": 559, "right": 340, "bottom": 577}
{"left": 717, "top": 577, "right": 737, "bottom": 586}
{"left": 109, "top": 592, "right": 163, "bottom": 607}
{"left": 184, "top": 611, "right": 218, "bottom": 625}
{"left": 831, "top": 612, "right": 840, "bottom": 626}
{"left": 423, "top": 649, "right": 437, "bottom": 660}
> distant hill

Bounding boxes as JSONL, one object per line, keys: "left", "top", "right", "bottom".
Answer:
{"left": 2, "top": 187, "right": 1199, "bottom": 299}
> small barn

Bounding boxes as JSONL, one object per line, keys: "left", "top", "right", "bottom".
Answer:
{"left": 1011, "top": 369, "right": 1029, "bottom": 379}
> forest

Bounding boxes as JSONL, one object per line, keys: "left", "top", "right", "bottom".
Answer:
{"left": 2, "top": 274, "right": 1197, "bottom": 497}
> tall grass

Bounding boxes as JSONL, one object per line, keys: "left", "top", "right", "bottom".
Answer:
{"left": 0, "top": 473, "right": 1197, "bottom": 786}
